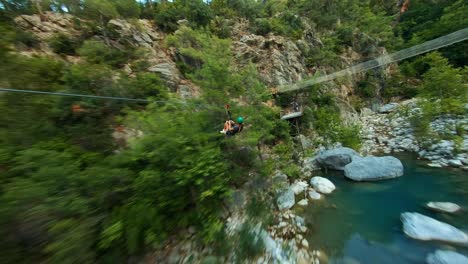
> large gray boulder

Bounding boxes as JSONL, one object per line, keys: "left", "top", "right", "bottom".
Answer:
{"left": 344, "top": 156, "right": 404, "bottom": 181}
{"left": 315, "top": 147, "right": 359, "bottom": 170}
{"left": 277, "top": 189, "right": 295, "bottom": 210}
{"left": 401, "top": 212, "right": 468, "bottom": 244}
{"left": 426, "top": 250, "right": 468, "bottom": 264}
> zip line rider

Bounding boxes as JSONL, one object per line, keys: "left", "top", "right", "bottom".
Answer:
{"left": 220, "top": 104, "right": 244, "bottom": 136}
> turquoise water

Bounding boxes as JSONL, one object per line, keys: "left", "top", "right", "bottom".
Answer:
{"left": 301, "top": 154, "right": 468, "bottom": 264}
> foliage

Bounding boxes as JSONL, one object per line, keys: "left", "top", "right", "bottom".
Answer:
{"left": 154, "top": 0, "right": 213, "bottom": 32}
{"left": 77, "top": 40, "right": 137, "bottom": 68}
{"left": 48, "top": 33, "right": 80, "bottom": 55}
{"left": 82, "top": 0, "right": 119, "bottom": 21}
{"left": 114, "top": 0, "right": 141, "bottom": 18}
{"left": 14, "top": 30, "right": 40, "bottom": 48}
{"left": 236, "top": 224, "right": 265, "bottom": 261}
{"left": 396, "top": 0, "right": 468, "bottom": 66}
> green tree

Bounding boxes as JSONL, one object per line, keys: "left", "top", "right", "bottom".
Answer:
{"left": 114, "top": 0, "right": 141, "bottom": 18}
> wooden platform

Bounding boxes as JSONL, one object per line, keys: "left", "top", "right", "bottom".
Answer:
{"left": 280, "top": 111, "right": 303, "bottom": 120}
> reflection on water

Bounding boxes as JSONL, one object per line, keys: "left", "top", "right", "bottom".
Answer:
{"left": 301, "top": 154, "right": 468, "bottom": 263}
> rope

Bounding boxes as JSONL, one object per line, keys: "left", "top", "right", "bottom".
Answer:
{"left": 278, "top": 27, "right": 468, "bottom": 93}
{"left": 0, "top": 87, "right": 152, "bottom": 102}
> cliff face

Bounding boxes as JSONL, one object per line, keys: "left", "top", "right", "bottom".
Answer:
{"left": 13, "top": 12, "right": 325, "bottom": 95}
{"left": 13, "top": 12, "right": 387, "bottom": 105}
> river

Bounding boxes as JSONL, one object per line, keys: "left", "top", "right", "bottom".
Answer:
{"left": 299, "top": 153, "right": 468, "bottom": 264}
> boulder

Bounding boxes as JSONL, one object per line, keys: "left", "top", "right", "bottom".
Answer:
{"left": 379, "top": 103, "right": 399, "bottom": 113}
{"left": 401, "top": 212, "right": 468, "bottom": 244}
{"left": 298, "top": 199, "right": 308, "bottom": 206}
{"left": 310, "top": 177, "right": 335, "bottom": 194}
{"left": 302, "top": 156, "right": 321, "bottom": 173}
{"left": 277, "top": 189, "right": 295, "bottom": 210}
{"left": 148, "top": 62, "right": 181, "bottom": 90}
{"left": 344, "top": 156, "right": 404, "bottom": 181}
{"left": 426, "top": 250, "right": 468, "bottom": 264}
{"left": 426, "top": 202, "right": 461, "bottom": 213}
{"left": 308, "top": 190, "right": 322, "bottom": 200}
{"left": 315, "top": 147, "right": 359, "bottom": 170}
{"left": 448, "top": 159, "right": 463, "bottom": 167}
{"left": 291, "top": 181, "right": 309, "bottom": 195}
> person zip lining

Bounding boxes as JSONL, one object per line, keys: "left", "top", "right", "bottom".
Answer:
{"left": 220, "top": 104, "right": 244, "bottom": 136}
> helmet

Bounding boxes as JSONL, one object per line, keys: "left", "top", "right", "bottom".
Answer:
{"left": 236, "top": 116, "right": 244, "bottom": 124}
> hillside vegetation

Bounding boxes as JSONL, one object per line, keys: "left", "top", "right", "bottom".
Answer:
{"left": 0, "top": 0, "right": 466, "bottom": 263}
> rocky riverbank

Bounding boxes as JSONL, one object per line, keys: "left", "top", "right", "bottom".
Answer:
{"left": 360, "top": 100, "right": 468, "bottom": 170}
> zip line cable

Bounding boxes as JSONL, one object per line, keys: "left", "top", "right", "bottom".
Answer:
{"left": 0, "top": 87, "right": 152, "bottom": 103}
{"left": 278, "top": 27, "right": 468, "bottom": 93}
{"left": 0, "top": 87, "right": 223, "bottom": 110}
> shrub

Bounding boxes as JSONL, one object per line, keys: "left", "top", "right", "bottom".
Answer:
{"left": 49, "top": 33, "right": 80, "bottom": 55}
{"left": 77, "top": 40, "right": 136, "bottom": 68}
{"left": 14, "top": 30, "right": 40, "bottom": 48}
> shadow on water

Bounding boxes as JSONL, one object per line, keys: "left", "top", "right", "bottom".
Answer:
{"left": 301, "top": 153, "right": 468, "bottom": 264}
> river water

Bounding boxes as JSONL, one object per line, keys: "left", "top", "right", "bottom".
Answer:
{"left": 300, "top": 154, "right": 468, "bottom": 264}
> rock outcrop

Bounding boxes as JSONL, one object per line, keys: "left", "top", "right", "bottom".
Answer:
{"left": 426, "top": 250, "right": 468, "bottom": 264}
{"left": 344, "top": 156, "right": 404, "bottom": 181}
{"left": 310, "top": 177, "right": 336, "bottom": 194}
{"left": 360, "top": 100, "right": 468, "bottom": 170}
{"left": 230, "top": 19, "right": 314, "bottom": 88}
{"left": 401, "top": 212, "right": 468, "bottom": 244}
{"left": 315, "top": 147, "right": 359, "bottom": 170}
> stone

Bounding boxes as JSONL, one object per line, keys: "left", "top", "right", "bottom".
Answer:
{"left": 401, "top": 212, "right": 468, "bottom": 244}
{"left": 298, "top": 199, "right": 308, "bottom": 206}
{"left": 294, "top": 216, "right": 305, "bottom": 227}
{"left": 310, "top": 177, "right": 336, "bottom": 194}
{"left": 379, "top": 103, "right": 399, "bottom": 113}
{"left": 426, "top": 202, "right": 461, "bottom": 213}
{"left": 301, "top": 239, "right": 309, "bottom": 248}
{"left": 277, "top": 189, "right": 295, "bottom": 210}
{"left": 308, "top": 190, "right": 322, "bottom": 200}
{"left": 344, "top": 156, "right": 404, "bottom": 181}
{"left": 315, "top": 147, "right": 359, "bottom": 170}
{"left": 426, "top": 250, "right": 468, "bottom": 264}
{"left": 448, "top": 159, "right": 463, "bottom": 167}
{"left": 148, "top": 62, "right": 181, "bottom": 90}
{"left": 291, "top": 181, "right": 309, "bottom": 195}
{"left": 272, "top": 171, "right": 289, "bottom": 190}
{"left": 302, "top": 157, "right": 321, "bottom": 172}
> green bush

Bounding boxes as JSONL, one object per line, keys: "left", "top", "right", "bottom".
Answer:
{"left": 236, "top": 224, "right": 265, "bottom": 261}
{"left": 14, "top": 30, "right": 40, "bottom": 48}
{"left": 48, "top": 33, "right": 80, "bottom": 55}
{"left": 77, "top": 40, "right": 136, "bottom": 68}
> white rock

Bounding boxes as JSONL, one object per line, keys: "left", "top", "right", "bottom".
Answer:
{"left": 301, "top": 239, "right": 309, "bottom": 248}
{"left": 448, "top": 159, "right": 463, "bottom": 167}
{"left": 298, "top": 199, "right": 308, "bottom": 206}
{"left": 401, "top": 212, "right": 468, "bottom": 244}
{"left": 308, "top": 190, "right": 322, "bottom": 200}
{"left": 310, "top": 177, "right": 336, "bottom": 194}
{"left": 427, "top": 202, "right": 461, "bottom": 213}
{"left": 291, "top": 181, "right": 309, "bottom": 195}
{"left": 426, "top": 250, "right": 468, "bottom": 264}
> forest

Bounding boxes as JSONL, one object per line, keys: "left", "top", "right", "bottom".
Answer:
{"left": 0, "top": 0, "right": 466, "bottom": 263}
